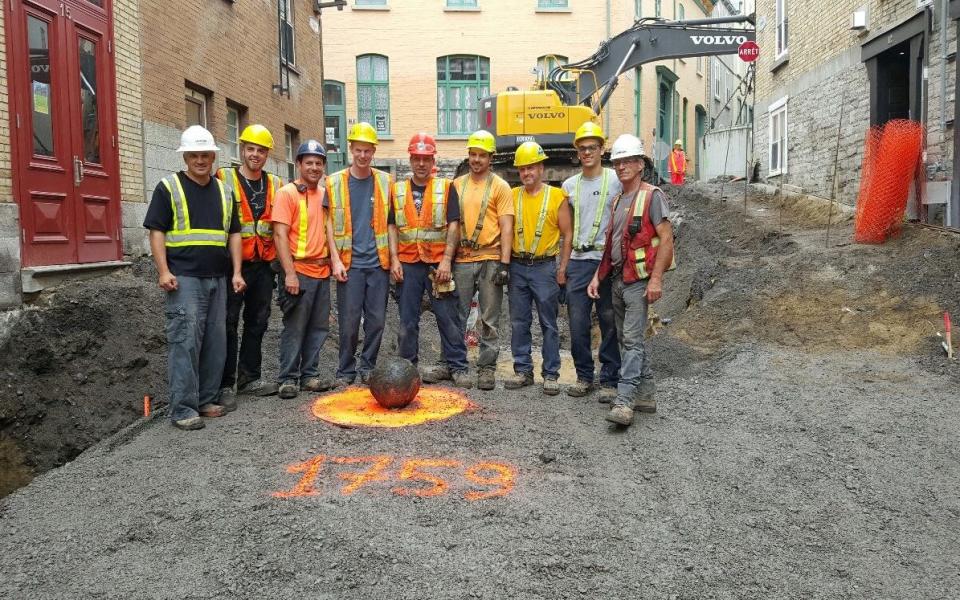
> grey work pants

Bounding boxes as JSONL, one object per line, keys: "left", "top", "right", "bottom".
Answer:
{"left": 611, "top": 274, "right": 653, "bottom": 408}
{"left": 453, "top": 259, "right": 504, "bottom": 370}
{"left": 164, "top": 275, "right": 227, "bottom": 421}
{"left": 278, "top": 274, "right": 330, "bottom": 384}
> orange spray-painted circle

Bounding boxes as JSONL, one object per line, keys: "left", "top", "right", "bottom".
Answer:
{"left": 312, "top": 386, "right": 473, "bottom": 428}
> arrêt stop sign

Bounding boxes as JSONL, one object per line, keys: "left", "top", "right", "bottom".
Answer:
{"left": 738, "top": 41, "right": 760, "bottom": 62}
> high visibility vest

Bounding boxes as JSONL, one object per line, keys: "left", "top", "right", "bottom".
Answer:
{"left": 392, "top": 177, "right": 450, "bottom": 264}
{"left": 606, "top": 183, "right": 676, "bottom": 284}
{"left": 455, "top": 173, "right": 495, "bottom": 250}
{"left": 161, "top": 174, "right": 233, "bottom": 248}
{"left": 216, "top": 168, "right": 282, "bottom": 262}
{"left": 513, "top": 184, "right": 555, "bottom": 258}
{"left": 571, "top": 168, "right": 611, "bottom": 252}
{"left": 669, "top": 150, "right": 686, "bottom": 174}
{"left": 325, "top": 168, "right": 392, "bottom": 270}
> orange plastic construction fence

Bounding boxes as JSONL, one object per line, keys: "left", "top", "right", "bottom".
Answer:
{"left": 854, "top": 119, "right": 925, "bottom": 244}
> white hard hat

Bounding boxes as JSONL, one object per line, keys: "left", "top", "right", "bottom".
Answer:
{"left": 610, "top": 134, "right": 647, "bottom": 161}
{"left": 176, "top": 125, "right": 220, "bottom": 153}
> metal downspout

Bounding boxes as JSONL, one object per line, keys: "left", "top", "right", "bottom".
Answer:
{"left": 605, "top": 0, "right": 611, "bottom": 128}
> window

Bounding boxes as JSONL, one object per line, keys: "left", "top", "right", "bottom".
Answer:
{"left": 537, "top": 54, "right": 569, "bottom": 83}
{"left": 682, "top": 98, "right": 688, "bottom": 150}
{"left": 655, "top": 0, "right": 661, "bottom": 17}
{"left": 226, "top": 103, "right": 247, "bottom": 163}
{"left": 775, "top": 0, "right": 788, "bottom": 59}
{"left": 712, "top": 59, "right": 721, "bottom": 100}
{"left": 279, "top": 0, "right": 295, "bottom": 65}
{"left": 357, "top": 54, "right": 391, "bottom": 135}
{"left": 537, "top": 0, "right": 568, "bottom": 8}
{"left": 768, "top": 97, "right": 787, "bottom": 175}
{"left": 678, "top": 3, "right": 684, "bottom": 20}
{"left": 185, "top": 86, "right": 208, "bottom": 128}
{"left": 355, "top": 0, "right": 386, "bottom": 5}
{"left": 437, "top": 55, "right": 490, "bottom": 135}
{"left": 446, "top": 0, "right": 477, "bottom": 6}
{"left": 634, "top": 0, "right": 642, "bottom": 19}
{"left": 285, "top": 127, "right": 299, "bottom": 181}
{"left": 697, "top": 55, "right": 703, "bottom": 76}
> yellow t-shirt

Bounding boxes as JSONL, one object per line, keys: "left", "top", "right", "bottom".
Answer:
{"left": 454, "top": 173, "right": 514, "bottom": 262}
{"left": 511, "top": 184, "right": 565, "bottom": 257}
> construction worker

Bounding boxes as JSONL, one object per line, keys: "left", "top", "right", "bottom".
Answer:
{"left": 449, "top": 130, "right": 514, "bottom": 390}
{"left": 389, "top": 133, "right": 470, "bottom": 387}
{"left": 326, "top": 122, "right": 392, "bottom": 385}
{"left": 506, "top": 141, "right": 573, "bottom": 396}
{"left": 271, "top": 139, "right": 335, "bottom": 399}
{"left": 669, "top": 139, "right": 687, "bottom": 185}
{"left": 561, "top": 122, "right": 622, "bottom": 401}
{"left": 588, "top": 134, "right": 674, "bottom": 427}
{"left": 216, "top": 124, "right": 283, "bottom": 403}
{"left": 142, "top": 125, "right": 245, "bottom": 430}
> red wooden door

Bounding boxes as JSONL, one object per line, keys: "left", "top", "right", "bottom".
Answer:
{"left": 6, "top": 0, "right": 121, "bottom": 267}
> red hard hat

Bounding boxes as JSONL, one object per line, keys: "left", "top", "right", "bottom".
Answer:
{"left": 408, "top": 132, "right": 437, "bottom": 156}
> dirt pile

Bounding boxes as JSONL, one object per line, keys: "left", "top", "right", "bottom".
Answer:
{"left": 0, "top": 265, "right": 167, "bottom": 496}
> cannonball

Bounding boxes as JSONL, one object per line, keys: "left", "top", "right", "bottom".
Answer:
{"left": 368, "top": 357, "right": 421, "bottom": 409}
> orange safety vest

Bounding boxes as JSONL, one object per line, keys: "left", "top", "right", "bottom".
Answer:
{"left": 216, "top": 167, "right": 282, "bottom": 262}
{"left": 669, "top": 150, "right": 687, "bottom": 174}
{"left": 392, "top": 177, "right": 451, "bottom": 264}
{"left": 325, "top": 167, "right": 392, "bottom": 270}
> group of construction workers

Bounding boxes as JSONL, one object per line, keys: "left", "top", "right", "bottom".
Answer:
{"left": 144, "top": 118, "right": 674, "bottom": 431}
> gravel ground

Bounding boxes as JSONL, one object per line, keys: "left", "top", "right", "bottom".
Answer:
{"left": 2, "top": 182, "right": 959, "bottom": 599}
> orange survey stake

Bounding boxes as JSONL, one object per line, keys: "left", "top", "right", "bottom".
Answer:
{"left": 143, "top": 395, "right": 151, "bottom": 418}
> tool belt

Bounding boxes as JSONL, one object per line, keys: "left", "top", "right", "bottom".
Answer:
{"left": 511, "top": 253, "right": 555, "bottom": 266}
{"left": 459, "top": 239, "right": 481, "bottom": 250}
{"left": 294, "top": 257, "right": 330, "bottom": 266}
{"left": 574, "top": 243, "right": 604, "bottom": 253}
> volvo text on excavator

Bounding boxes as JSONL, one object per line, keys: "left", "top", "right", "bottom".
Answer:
{"left": 470, "top": 14, "right": 755, "bottom": 184}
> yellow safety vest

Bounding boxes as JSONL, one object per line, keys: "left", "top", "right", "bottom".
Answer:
{"left": 161, "top": 174, "right": 232, "bottom": 248}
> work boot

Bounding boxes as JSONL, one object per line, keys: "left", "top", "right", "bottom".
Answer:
{"left": 335, "top": 376, "right": 355, "bottom": 389}
{"left": 301, "top": 376, "right": 336, "bottom": 393}
{"left": 198, "top": 403, "right": 227, "bottom": 418}
{"left": 477, "top": 368, "right": 496, "bottom": 391}
{"left": 238, "top": 379, "right": 279, "bottom": 397}
{"left": 358, "top": 370, "right": 372, "bottom": 385}
{"left": 218, "top": 387, "right": 237, "bottom": 412}
{"left": 504, "top": 371, "right": 534, "bottom": 390}
{"left": 597, "top": 386, "right": 617, "bottom": 404}
{"left": 278, "top": 380, "right": 299, "bottom": 399}
{"left": 452, "top": 370, "right": 474, "bottom": 389}
{"left": 566, "top": 379, "right": 594, "bottom": 398}
{"left": 542, "top": 376, "right": 561, "bottom": 396}
{"left": 605, "top": 403, "right": 634, "bottom": 426}
{"left": 634, "top": 378, "right": 657, "bottom": 413}
{"left": 173, "top": 416, "right": 204, "bottom": 431}
{"left": 421, "top": 364, "right": 452, "bottom": 383}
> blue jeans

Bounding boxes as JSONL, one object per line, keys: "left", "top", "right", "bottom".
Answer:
{"left": 508, "top": 259, "right": 561, "bottom": 378}
{"left": 611, "top": 274, "right": 653, "bottom": 408}
{"left": 222, "top": 260, "right": 274, "bottom": 388}
{"left": 396, "top": 261, "right": 468, "bottom": 371}
{"left": 566, "top": 259, "right": 620, "bottom": 387}
{"left": 336, "top": 266, "right": 389, "bottom": 380}
{"left": 278, "top": 274, "right": 330, "bottom": 384}
{"left": 164, "top": 276, "right": 227, "bottom": 421}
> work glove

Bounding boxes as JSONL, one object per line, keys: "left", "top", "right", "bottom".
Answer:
{"left": 558, "top": 285, "right": 567, "bottom": 306}
{"left": 277, "top": 288, "right": 300, "bottom": 316}
{"left": 492, "top": 262, "right": 510, "bottom": 286}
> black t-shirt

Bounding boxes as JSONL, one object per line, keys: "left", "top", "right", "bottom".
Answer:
{"left": 143, "top": 171, "right": 242, "bottom": 278}
{"left": 387, "top": 181, "right": 461, "bottom": 225}
{"left": 237, "top": 171, "right": 268, "bottom": 221}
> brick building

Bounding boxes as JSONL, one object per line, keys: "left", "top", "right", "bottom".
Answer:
{"left": 0, "top": 0, "right": 326, "bottom": 307}
{"left": 753, "top": 0, "right": 960, "bottom": 225}
{"left": 320, "top": 0, "right": 714, "bottom": 179}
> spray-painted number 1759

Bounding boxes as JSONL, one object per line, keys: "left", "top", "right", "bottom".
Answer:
{"left": 273, "top": 454, "right": 517, "bottom": 501}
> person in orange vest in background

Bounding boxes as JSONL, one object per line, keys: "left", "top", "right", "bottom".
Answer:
{"left": 326, "top": 122, "right": 393, "bottom": 386}
{"left": 271, "top": 140, "right": 336, "bottom": 399}
{"left": 669, "top": 139, "right": 687, "bottom": 185}
{"left": 215, "top": 124, "right": 283, "bottom": 405}
{"left": 389, "top": 133, "right": 471, "bottom": 387}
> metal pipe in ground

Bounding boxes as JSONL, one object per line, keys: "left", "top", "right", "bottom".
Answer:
{"left": 826, "top": 86, "right": 847, "bottom": 247}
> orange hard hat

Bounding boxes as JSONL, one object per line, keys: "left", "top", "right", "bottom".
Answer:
{"left": 408, "top": 132, "right": 437, "bottom": 156}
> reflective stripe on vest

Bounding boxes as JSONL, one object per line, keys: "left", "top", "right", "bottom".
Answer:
{"left": 162, "top": 174, "right": 232, "bottom": 247}
{"left": 393, "top": 178, "right": 446, "bottom": 241}
{"left": 457, "top": 174, "right": 494, "bottom": 248}
{"left": 631, "top": 190, "right": 676, "bottom": 280}
{"left": 515, "top": 185, "right": 551, "bottom": 257}
{"left": 572, "top": 169, "right": 610, "bottom": 251}
{"left": 670, "top": 151, "right": 685, "bottom": 173}
{"left": 294, "top": 190, "right": 310, "bottom": 259}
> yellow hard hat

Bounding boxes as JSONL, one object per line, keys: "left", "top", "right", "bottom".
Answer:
{"left": 347, "top": 122, "right": 379, "bottom": 145}
{"left": 514, "top": 141, "right": 547, "bottom": 167}
{"left": 238, "top": 124, "right": 274, "bottom": 149}
{"left": 573, "top": 122, "right": 606, "bottom": 146}
{"left": 467, "top": 130, "right": 496, "bottom": 154}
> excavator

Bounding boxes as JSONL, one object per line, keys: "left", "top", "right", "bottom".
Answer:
{"left": 469, "top": 14, "right": 756, "bottom": 183}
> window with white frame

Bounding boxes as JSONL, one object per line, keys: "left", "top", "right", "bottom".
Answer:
{"left": 446, "top": 0, "right": 478, "bottom": 6}
{"left": 768, "top": 97, "right": 788, "bottom": 175}
{"left": 775, "top": 0, "right": 788, "bottom": 59}
{"left": 279, "top": 0, "right": 295, "bottom": 66}
{"left": 285, "top": 127, "right": 299, "bottom": 181}
{"left": 713, "top": 59, "right": 721, "bottom": 100}
{"left": 226, "top": 104, "right": 241, "bottom": 162}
